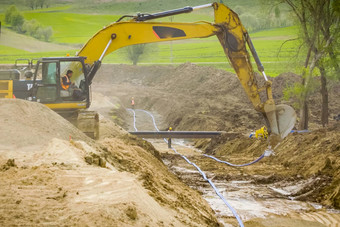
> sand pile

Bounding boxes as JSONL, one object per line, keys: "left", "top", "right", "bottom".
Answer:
{"left": 0, "top": 99, "right": 91, "bottom": 149}
{"left": 0, "top": 98, "right": 220, "bottom": 226}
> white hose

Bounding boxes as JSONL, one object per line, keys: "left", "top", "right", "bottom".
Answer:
{"left": 128, "top": 108, "right": 244, "bottom": 227}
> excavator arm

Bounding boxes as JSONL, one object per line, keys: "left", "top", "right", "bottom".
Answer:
{"left": 77, "top": 2, "right": 296, "bottom": 139}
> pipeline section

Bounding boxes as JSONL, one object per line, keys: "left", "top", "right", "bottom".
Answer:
{"left": 127, "top": 108, "right": 244, "bottom": 227}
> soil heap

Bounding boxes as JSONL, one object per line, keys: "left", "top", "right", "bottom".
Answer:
{"left": 93, "top": 63, "right": 340, "bottom": 133}
{"left": 0, "top": 98, "right": 219, "bottom": 226}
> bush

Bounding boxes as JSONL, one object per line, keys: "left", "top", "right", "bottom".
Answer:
{"left": 124, "top": 44, "right": 158, "bottom": 65}
{"left": 4, "top": 5, "right": 54, "bottom": 41}
{"left": 4, "top": 5, "right": 17, "bottom": 24}
{"left": 35, "top": 26, "right": 44, "bottom": 40}
{"left": 42, "top": 26, "right": 53, "bottom": 41}
{"left": 22, "top": 19, "right": 53, "bottom": 42}
{"left": 126, "top": 44, "right": 146, "bottom": 65}
{"left": 23, "top": 19, "right": 40, "bottom": 37}
{"left": 35, "top": 26, "right": 53, "bottom": 41}
{"left": 4, "top": 6, "right": 24, "bottom": 32}
{"left": 10, "top": 12, "right": 25, "bottom": 32}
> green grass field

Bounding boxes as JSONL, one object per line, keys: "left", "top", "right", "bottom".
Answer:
{"left": 0, "top": 2, "right": 304, "bottom": 76}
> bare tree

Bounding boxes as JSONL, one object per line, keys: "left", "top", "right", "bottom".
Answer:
{"left": 283, "top": 0, "right": 339, "bottom": 129}
{"left": 125, "top": 44, "right": 146, "bottom": 65}
{"left": 37, "top": 0, "right": 45, "bottom": 9}
{"left": 45, "top": 0, "right": 51, "bottom": 8}
{"left": 26, "top": 0, "right": 36, "bottom": 10}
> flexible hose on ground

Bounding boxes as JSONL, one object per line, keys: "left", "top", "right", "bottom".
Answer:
{"left": 203, "top": 153, "right": 265, "bottom": 167}
{"left": 132, "top": 109, "right": 266, "bottom": 168}
{"left": 127, "top": 108, "right": 245, "bottom": 227}
{"left": 130, "top": 108, "right": 138, "bottom": 132}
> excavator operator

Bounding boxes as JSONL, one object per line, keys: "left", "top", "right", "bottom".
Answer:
{"left": 61, "top": 70, "right": 84, "bottom": 101}
{"left": 61, "top": 70, "right": 73, "bottom": 90}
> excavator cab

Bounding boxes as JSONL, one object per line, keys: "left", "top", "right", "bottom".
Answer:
{"left": 29, "top": 56, "right": 90, "bottom": 109}
{"left": 28, "top": 56, "right": 99, "bottom": 139}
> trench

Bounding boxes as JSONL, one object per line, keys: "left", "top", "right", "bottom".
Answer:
{"left": 128, "top": 109, "right": 340, "bottom": 227}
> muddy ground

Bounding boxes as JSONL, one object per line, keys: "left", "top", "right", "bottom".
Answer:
{"left": 91, "top": 63, "right": 340, "bottom": 226}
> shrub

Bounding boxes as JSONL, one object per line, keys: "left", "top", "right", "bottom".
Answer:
{"left": 4, "top": 6, "right": 24, "bottom": 32}
{"left": 42, "top": 26, "right": 53, "bottom": 41}
{"left": 4, "top": 5, "right": 18, "bottom": 24}
{"left": 10, "top": 12, "right": 25, "bottom": 33}
{"left": 23, "top": 19, "right": 41, "bottom": 37}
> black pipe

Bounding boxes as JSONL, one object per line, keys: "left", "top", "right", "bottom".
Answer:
{"left": 135, "top": 6, "right": 193, "bottom": 21}
{"left": 129, "top": 131, "right": 225, "bottom": 138}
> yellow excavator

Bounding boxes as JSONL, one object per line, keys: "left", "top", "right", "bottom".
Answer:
{"left": 1, "top": 2, "right": 296, "bottom": 140}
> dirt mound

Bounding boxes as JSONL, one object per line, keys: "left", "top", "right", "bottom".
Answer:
{"left": 94, "top": 63, "right": 267, "bottom": 132}
{"left": 94, "top": 63, "right": 340, "bottom": 132}
{"left": 270, "top": 72, "right": 301, "bottom": 100}
{"left": 271, "top": 73, "right": 340, "bottom": 126}
{"left": 196, "top": 125, "right": 340, "bottom": 209}
{"left": 0, "top": 98, "right": 220, "bottom": 226}
{"left": 0, "top": 99, "right": 91, "bottom": 149}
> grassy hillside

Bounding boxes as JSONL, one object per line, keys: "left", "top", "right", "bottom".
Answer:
{"left": 0, "top": 1, "right": 302, "bottom": 76}
{"left": 22, "top": 12, "right": 120, "bottom": 44}
{"left": 69, "top": 0, "right": 258, "bottom": 14}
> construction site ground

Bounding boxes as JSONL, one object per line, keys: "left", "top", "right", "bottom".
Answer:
{"left": 92, "top": 63, "right": 340, "bottom": 226}
{"left": 0, "top": 63, "right": 340, "bottom": 226}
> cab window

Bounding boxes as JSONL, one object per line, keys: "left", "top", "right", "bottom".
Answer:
{"left": 60, "top": 61, "right": 85, "bottom": 89}
{"left": 42, "top": 62, "right": 57, "bottom": 84}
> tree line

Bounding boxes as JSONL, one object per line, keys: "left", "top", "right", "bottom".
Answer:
{"left": 25, "top": 0, "right": 51, "bottom": 10}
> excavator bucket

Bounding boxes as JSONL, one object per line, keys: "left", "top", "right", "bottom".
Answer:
{"left": 264, "top": 104, "right": 297, "bottom": 139}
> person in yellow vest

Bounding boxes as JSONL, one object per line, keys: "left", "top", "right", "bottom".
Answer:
{"left": 61, "top": 70, "right": 84, "bottom": 100}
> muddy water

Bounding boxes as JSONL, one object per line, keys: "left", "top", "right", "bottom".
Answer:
{"left": 128, "top": 111, "right": 340, "bottom": 226}
{"left": 149, "top": 139, "right": 340, "bottom": 226}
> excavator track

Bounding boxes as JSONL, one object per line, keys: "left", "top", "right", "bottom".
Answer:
{"left": 77, "top": 110, "right": 99, "bottom": 140}
{"left": 59, "top": 110, "right": 99, "bottom": 140}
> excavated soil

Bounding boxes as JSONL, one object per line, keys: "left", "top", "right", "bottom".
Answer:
{"left": 0, "top": 98, "right": 220, "bottom": 226}
{"left": 94, "top": 63, "right": 340, "bottom": 132}
{"left": 91, "top": 63, "right": 340, "bottom": 226}
{"left": 194, "top": 124, "right": 340, "bottom": 208}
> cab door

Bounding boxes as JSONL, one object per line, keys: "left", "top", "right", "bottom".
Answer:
{"left": 32, "top": 60, "right": 59, "bottom": 103}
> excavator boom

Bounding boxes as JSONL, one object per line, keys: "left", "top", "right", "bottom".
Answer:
{"left": 76, "top": 2, "right": 296, "bottom": 139}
